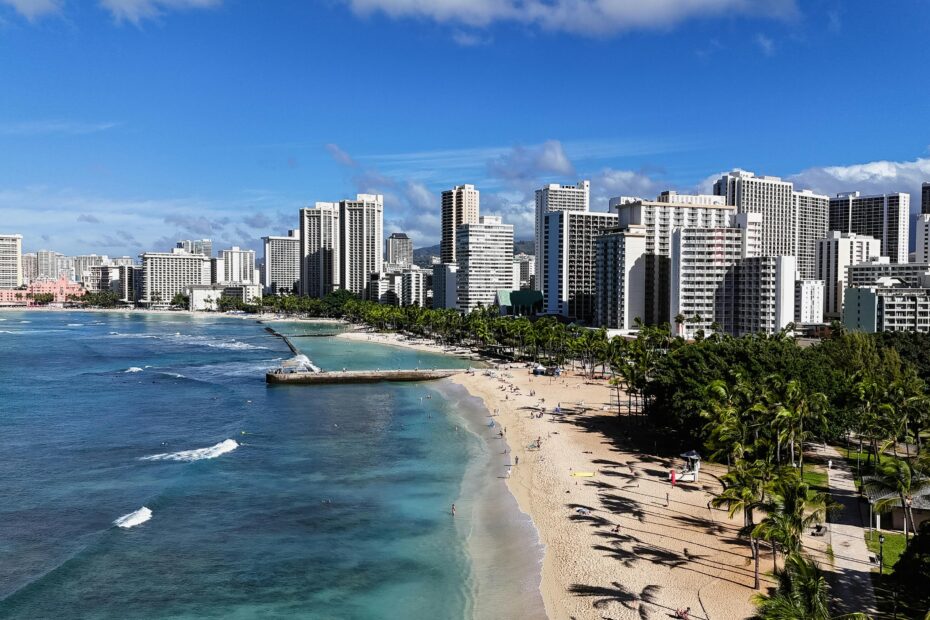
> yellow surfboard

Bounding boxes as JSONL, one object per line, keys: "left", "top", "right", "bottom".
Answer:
{"left": 571, "top": 471, "right": 596, "bottom": 477}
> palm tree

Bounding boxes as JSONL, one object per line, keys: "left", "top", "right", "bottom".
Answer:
{"left": 751, "top": 554, "right": 830, "bottom": 620}
{"left": 753, "top": 473, "right": 827, "bottom": 570}
{"left": 863, "top": 457, "right": 930, "bottom": 539}
{"left": 713, "top": 460, "right": 767, "bottom": 589}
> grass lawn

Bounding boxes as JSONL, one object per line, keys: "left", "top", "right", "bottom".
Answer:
{"left": 864, "top": 530, "right": 907, "bottom": 574}
{"left": 802, "top": 466, "right": 829, "bottom": 492}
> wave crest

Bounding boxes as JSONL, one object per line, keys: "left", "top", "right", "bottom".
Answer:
{"left": 125, "top": 367, "right": 144, "bottom": 373}
{"left": 141, "top": 439, "right": 239, "bottom": 462}
{"left": 114, "top": 506, "right": 152, "bottom": 529}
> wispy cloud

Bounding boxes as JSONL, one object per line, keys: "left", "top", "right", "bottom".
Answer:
{"left": 755, "top": 33, "right": 775, "bottom": 56}
{"left": 0, "top": 120, "right": 121, "bottom": 136}
{"left": 0, "top": 0, "right": 62, "bottom": 21}
{"left": 344, "top": 0, "right": 798, "bottom": 37}
{"left": 98, "top": 0, "right": 222, "bottom": 25}
{"left": 0, "top": 0, "right": 220, "bottom": 23}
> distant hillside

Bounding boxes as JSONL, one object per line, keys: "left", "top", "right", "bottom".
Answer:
{"left": 412, "top": 240, "right": 534, "bottom": 268}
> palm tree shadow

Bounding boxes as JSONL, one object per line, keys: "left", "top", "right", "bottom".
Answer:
{"left": 568, "top": 581, "right": 662, "bottom": 619}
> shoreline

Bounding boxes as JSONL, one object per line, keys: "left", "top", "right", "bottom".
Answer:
{"left": 331, "top": 329, "right": 767, "bottom": 619}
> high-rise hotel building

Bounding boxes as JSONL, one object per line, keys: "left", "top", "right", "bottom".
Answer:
{"left": 611, "top": 193, "right": 735, "bottom": 325}
{"left": 440, "top": 185, "right": 479, "bottom": 264}
{"left": 300, "top": 194, "right": 384, "bottom": 300}
{"left": 829, "top": 191, "right": 909, "bottom": 263}
{"left": 815, "top": 231, "right": 881, "bottom": 319}
{"left": 456, "top": 216, "right": 513, "bottom": 312}
{"left": 340, "top": 194, "right": 383, "bottom": 299}
{"left": 386, "top": 232, "right": 413, "bottom": 267}
{"left": 713, "top": 170, "right": 828, "bottom": 280}
{"left": 0, "top": 234, "right": 23, "bottom": 289}
{"left": 535, "top": 181, "right": 589, "bottom": 288}
{"left": 594, "top": 225, "right": 647, "bottom": 330}
{"left": 214, "top": 246, "right": 258, "bottom": 285}
{"left": 300, "top": 202, "right": 340, "bottom": 298}
{"left": 140, "top": 249, "right": 211, "bottom": 306}
{"left": 543, "top": 209, "right": 617, "bottom": 324}
{"left": 262, "top": 229, "right": 301, "bottom": 295}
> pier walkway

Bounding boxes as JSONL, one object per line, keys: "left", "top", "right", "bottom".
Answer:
{"left": 266, "top": 368, "right": 466, "bottom": 385}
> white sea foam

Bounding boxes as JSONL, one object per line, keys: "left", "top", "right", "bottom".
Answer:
{"left": 141, "top": 439, "right": 239, "bottom": 462}
{"left": 19, "top": 320, "right": 30, "bottom": 323}
{"left": 125, "top": 367, "right": 144, "bottom": 373}
{"left": 114, "top": 506, "right": 152, "bottom": 529}
{"left": 67, "top": 323, "right": 83, "bottom": 327}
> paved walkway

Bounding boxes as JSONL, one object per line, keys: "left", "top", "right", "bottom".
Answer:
{"left": 819, "top": 444, "right": 877, "bottom": 616}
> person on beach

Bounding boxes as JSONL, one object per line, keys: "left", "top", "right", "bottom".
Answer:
{"left": 451, "top": 504, "right": 456, "bottom": 516}
{"left": 675, "top": 607, "right": 691, "bottom": 619}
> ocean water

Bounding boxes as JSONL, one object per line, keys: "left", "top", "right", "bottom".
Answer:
{"left": 0, "top": 312, "right": 544, "bottom": 619}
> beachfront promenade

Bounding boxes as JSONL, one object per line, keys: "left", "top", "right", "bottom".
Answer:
{"left": 819, "top": 444, "right": 877, "bottom": 616}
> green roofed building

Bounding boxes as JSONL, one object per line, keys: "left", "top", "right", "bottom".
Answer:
{"left": 496, "top": 289, "right": 543, "bottom": 316}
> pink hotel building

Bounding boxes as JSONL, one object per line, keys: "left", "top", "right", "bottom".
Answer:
{"left": 0, "top": 276, "right": 85, "bottom": 305}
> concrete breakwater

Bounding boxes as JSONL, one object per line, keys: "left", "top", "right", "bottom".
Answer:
{"left": 266, "top": 369, "right": 466, "bottom": 385}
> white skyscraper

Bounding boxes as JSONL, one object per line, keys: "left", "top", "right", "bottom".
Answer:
{"left": 456, "top": 216, "right": 513, "bottom": 312}
{"left": 214, "top": 246, "right": 257, "bottom": 285}
{"left": 512, "top": 253, "right": 535, "bottom": 290}
{"left": 262, "top": 229, "right": 301, "bottom": 295}
{"left": 72, "top": 255, "right": 108, "bottom": 283}
{"left": 611, "top": 194, "right": 736, "bottom": 325}
{"left": 670, "top": 213, "right": 763, "bottom": 337}
{"left": 431, "top": 263, "right": 458, "bottom": 309}
{"left": 815, "top": 231, "right": 882, "bottom": 319}
{"left": 543, "top": 209, "right": 616, "bottom": 324}
{"left": 829, "top": 192, "right": 910, "bottom": 263}
{"left": 916, "top": 214, "right": 930, "bottom": 264}
{"left": 176, "top": 239, "right": 213, "bottom": 257}
{"left": 535, "top": 180, "right": 590, "bottom": 287}
{"left": 339, "top": 194, "right": 384, "bottom": 299}
{"left": 594, "top": 225, "right": 647, "bottom": 329}
{"left": 0, "top": 234, "right": 23, "bottom": 289}
{"left": 140, "top": 249, "right": 211, "bottom": 306}
{"left": 386, "top": 232, "right": 414, "bottom": 267}
{"left": 713, "top": 170, "right": 828, "bottom": 280}
{"left": 21, "top": 252, "right": 37, "bottom": 283}
{"left": 300, "top": 202, "right": 340, "bottom": 298}
{"left": 36, "top": 250, "right": 61, "bottom": 280}
{"left": 441, "top": 185, "right": 479, "bottom": 264}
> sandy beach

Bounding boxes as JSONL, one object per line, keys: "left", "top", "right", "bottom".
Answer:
{"left": 338, "top": 329, "right": 773, "bottom": 620}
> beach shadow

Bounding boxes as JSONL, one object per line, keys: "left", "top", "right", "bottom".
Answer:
{"left": 568, "top": 581, "right": 662, "bottom": 619}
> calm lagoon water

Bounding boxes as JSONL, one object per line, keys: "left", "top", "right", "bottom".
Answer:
{"left": 0, "top": 312, "right": 543, "bottom": 619}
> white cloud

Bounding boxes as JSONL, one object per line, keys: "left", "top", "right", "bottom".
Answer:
{"left": 0, "top": 0, "right": 61, "bottom": 20}
{"left": 790, "top": 157, "right": 930, "bottom": 209}
{"left": 345, "top": 0, "right": 798, "bottom": 36}
{"left": 0, "top": 120, "right": 120, "bottom": 136}
{"left": 0, "top": 185, "right": 297, "bottom": 256}
{"left": 98, "top": 0, "right": 221, "bottom": 23}
{"left": 487, "top": 140, "right": 575, "bottom": 183}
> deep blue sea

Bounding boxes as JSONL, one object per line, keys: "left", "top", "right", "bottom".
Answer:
{"left": 0, "top": 311, "right": 543, "bottom": 619}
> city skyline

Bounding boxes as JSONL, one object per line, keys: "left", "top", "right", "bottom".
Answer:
{"left": 2, "top": 1, "right": 930, "bottom": 255}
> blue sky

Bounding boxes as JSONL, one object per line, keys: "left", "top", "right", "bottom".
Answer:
{"left": 1, "top": 0, "right": 930, "bottom": 256}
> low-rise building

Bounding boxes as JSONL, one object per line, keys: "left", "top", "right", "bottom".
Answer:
{"left": 0, "top": 275, "right": 84, "bottom": 305}
{"left": 843, "top": 279, "right": 930, "bottom": 333}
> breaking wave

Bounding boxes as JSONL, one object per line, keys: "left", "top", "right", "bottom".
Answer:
{"left": 108, "top": 332, "right": 267, "bottom": 350}
{"left": 140, "top": 439, "right": 239, "bottom": 462}
{"left": 114, "top": 506, "right": 152, "bottom": 529}
{"left": 125, "top": 367, "right": 144, "bottom": 373}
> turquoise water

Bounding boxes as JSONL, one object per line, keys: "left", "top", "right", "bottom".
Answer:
{"left": 0, "top": 312, "right": 543, "bottom": 619}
